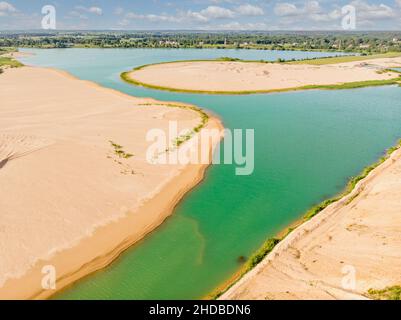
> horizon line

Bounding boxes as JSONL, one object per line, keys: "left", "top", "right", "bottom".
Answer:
{"left": 2, "top": 29, "right": 401, "bottom": 33}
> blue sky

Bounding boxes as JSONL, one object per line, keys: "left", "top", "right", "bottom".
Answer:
{"left": 1, "top": 0, "right": 401, "bottom": 30}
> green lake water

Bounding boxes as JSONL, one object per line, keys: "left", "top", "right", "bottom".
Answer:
{"left": 20, "top": 49, "right": 401, "bottom": 300}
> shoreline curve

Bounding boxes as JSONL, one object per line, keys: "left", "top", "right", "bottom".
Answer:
{"left": 0, "top": 65, "right": 224, "bottom": 300}
{"left": 218, "top": 141, "right": 401, "bottom": 300}
{"left": 121, "top": 59, "right": 401, "bottom": 95}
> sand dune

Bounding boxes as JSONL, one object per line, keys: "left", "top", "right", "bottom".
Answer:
{"left": 126, "top": 58, "right": 401, "bottom": 93}
{"left": 0, "top": 66, "right": 222, "bottom": 299}
{"left": 0, "top": 134, "right": 53, "bottom": 170}
{"left": 221, "top": 148, "right": 401, "bottom": 300}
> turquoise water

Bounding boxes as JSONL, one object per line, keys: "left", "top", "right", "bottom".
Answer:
{"left": 21, "top": 49, "right": 401, "bottom": 300}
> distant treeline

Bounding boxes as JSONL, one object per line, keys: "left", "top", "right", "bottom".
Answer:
{"left": 1, "top": 31, "right": 401, "bottom": 53}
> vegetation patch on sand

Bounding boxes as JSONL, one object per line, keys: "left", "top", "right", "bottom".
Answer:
{"left": 368, "top": 286, "right": 401, "bottom": 300}
{"left": 246, "top": 239, "right": 281, "bottom": 271}
{"left": 0, "top": 48, "right": 23, "bottom": 74}
{"left": 298, "top": 77, "right": 401, "bottom": 91}
{"left": 0, "top": 57, "right": 23, "bottom": 70}
{"left": 109, "top": 141, "right": 134, "bottom": 159}
{"left": 140, "top": 102, "right": 209, "bottom": 131}
{"left": 107, "top": 141, "right": 136, "bottom": 175}
{"left": 288, "top": 52, "right": 401, "bottom": 65}
{"left": 138, "top": 102, "right": 209, "bottom": 153}
{"left": 0, "top": 47, "right": 14, "bottom": 54}
{"left": 208, "top": 238, "right": 279, "bottom": 300}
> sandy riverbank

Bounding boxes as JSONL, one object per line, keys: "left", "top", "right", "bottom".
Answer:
{"left": 0, "top": 66, "right": 223, "bottom": 299}
{"left": 221, "top": 147, "right": 401, "bottom": 300}
{"left": 125, "top": 58, "right": 401, "bottom": 93}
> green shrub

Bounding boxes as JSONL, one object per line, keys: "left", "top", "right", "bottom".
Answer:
{"left": 0, "top": 57, "right": 23, "bottom": 68}
{"left": 368, "top": 286, "right": 401, "bottom": 300}
{"left": 246, "top": 238, "right": 280, "bottom": 270}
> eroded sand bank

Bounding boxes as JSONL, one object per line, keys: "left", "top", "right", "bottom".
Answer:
{"left": 0, "top": 66, "right": 222, "bottom": 299}
{"left": 221, "top": 148, "right": 401, "bottom": 300}
{"left": 126, "top": 57, "right": 401, "bottom": 93}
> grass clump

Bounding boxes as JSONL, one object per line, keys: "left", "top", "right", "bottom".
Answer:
{"left": 304, "top": 198, "right": 339, "bottom": 220}
{"left": 0, "top": 57, "right": 23, "bottom": 69}
{"left": 217, "top": 57, "right": 242, "bottom": 62}
{"left": 368, "top": 286, "right": 401, "bottom": 300}
{"left": 288, "top": 52, "right": 401, "bottom": 65}
{"left": 0, "top": 49, "right": 23, "bottom": 74}
{"left": 109, "top": 141, "right": 134, "bottom": 159}
{"left": 209, "top": 238, "right": 280, "bottom": 300}
{"left": 246, "top": 238, "right": 280, "bottom": 271}
{"left": 0, "top": 47, "right": 17, "bottom": 54}
{"left": 138, "top": 102, "right": 209, "bottom": 151}
{"left": 301, "top": 77, "right": 401, "bottom": 91}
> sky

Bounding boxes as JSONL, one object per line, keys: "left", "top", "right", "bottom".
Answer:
{"left": 1, "top": 0, "right": 401, "bottom": 31}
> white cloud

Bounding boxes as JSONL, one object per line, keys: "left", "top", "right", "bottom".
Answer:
{"left": 123, "top": 5, "right": 236, "bottom": 25}
{"left": 274, "top": 0, "right": 347, "bottom": 25}
{"left": 274, "top": 3, "right": 299, "bottom": 17}
{"left": 210, "top": 21, "right": 269, "bottom": 30}
{"left": 0, "top": 1, "right": 16, "bottom": 16}
{"left": 274, "top": 1, "right": 323, "bottom": 17}
{"left": 209, "top": 0, "right": 235, "bottom": 4}
{"left": 119, "top": 1, "right": 399, "bottom": 30}
{"left": 273, "top": 0, "right": 401, "bottom": 29}
{"left": 88, "top": 7, "right": 103, "bottom": 16}
{"left": 350, "top": 0, "right": 395, "bottom": 20}
{"left": 119, "top": 2, "right": 268, "bottom": 28}
{"left": 235, "top": 4, "right": 264, "bottom": 16}
{"left": 198, "top": 6, "right": 235, "bottom": 19}
{"left": 184, "top": 10, "right": 209, "bottom": 22}
{"left": 310, "top": 9, "right": 342, "bottom": 22}
{"left": 125, "top": 12, "right": 180, "bottom": 23}
{"left": 75, "top": 6, "right": 103, "bottom": 16}
{"left": 183, "top": 6, "right": 237, "bottom": 23}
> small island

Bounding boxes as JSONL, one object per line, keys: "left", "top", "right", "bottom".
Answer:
{"left": 122, "top": 55, "right": 401, "bottom": 94}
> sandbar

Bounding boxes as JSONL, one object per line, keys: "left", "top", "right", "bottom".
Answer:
{"left": 125, "top": 58, "right": 401, "bottom": 94}
{"left": 0, "top": 66, "right": 222, "bottom": 299}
